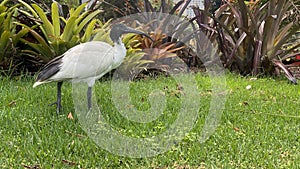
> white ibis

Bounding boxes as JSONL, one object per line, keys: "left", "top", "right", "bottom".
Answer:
{"left": 33, "top": 23, "right": 151, "bottom": 114}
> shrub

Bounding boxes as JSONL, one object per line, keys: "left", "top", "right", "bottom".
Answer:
{"left": 17, "top": 0, "right": 104, "bottom": 62}
{"left": 192, "top": 0, "right": 300, "bottom": 82}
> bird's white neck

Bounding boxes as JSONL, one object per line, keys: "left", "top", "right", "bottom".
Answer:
{"left": 112, "top": 39, "right": 126, "bottom": 68}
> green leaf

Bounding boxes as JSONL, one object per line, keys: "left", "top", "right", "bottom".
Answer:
{"left": 21, "top": 49, "right": 49, "bottom": 62}
{"left": 52, "top": 2, "right": 60, "bottom": 37}
{"left": 3, "top": 10, "right": 13, "bottom": 31}
{"left": 101, "top": 19, "right": 112, "bottom": 28}
{"left": 32, "top": 4, "right": 54, "bottom": 41}
{"left": 61, "top": 16, "right": 77, "bottom": 41}
{"left": 11, "top": 27, "right": 30, "bottom": 44}
{"left": 70, "top": 3, "right": 86, "bottom": 18}
{"left": 92, "top": 30, "right": 111, "bottom": 43}
{"left": 0, "top": 5, "right": 7, "bottom": 14}
{"left": 17, "top": 0, "right": 39, "bottom": 18}
{"left": 68, "top": 36, "right": 80, "bottom": 48}
{"left": 82, "top": 19, "right": 97, "bottom": 42}
{"left": 20, "top": 40, "right": 52, "bottom": 62}
{"left": 0, "top": 0, "right": 10, "bottom": 6}
{"left": 0, "top": 31, "right": 10, "bottom": 58}
{"left": 60, "top": 17, "right": 67, "bottom": 24}
{"left": 27, "top": 29, "right": 55, "bottom": 58}
{"left": 74, "top": 10, "right": 89, "bottom": 27}
{"left": 0, "top": 12, "right": 6, "bottom": 26}
{"left": 75, "top": 10, "right": 101, "bottom": 35}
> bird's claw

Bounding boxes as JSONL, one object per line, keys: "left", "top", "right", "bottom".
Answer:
{"left": 49, "top": 101, "right": 62, "bottom": 114}
{"left": 49, "top": 102, "right": 57, "bottom": 107}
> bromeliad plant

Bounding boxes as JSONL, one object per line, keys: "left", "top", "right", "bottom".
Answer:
{"left": 135, "top": 31, "right": 187, "bottom": 72}
{"left": 193, "top": 0, "right": 300, "bottom": 83}
{"left": 0, "top": 0, "right": 16, "bottom": 63}
{"left": 123, "top": 0, "right": 197, "bottom": 74}
{"left": 17, "top": 0, "right": 103, "bottom": 63}
{"left": 0, "top": 0, "right": 29, "bottom": 68}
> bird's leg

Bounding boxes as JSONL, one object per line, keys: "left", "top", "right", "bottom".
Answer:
{"left": 49, "top": 82, "right": 63, "bottom": 114}
{"left": 87, "top": 86, "right": 92, "bottom": 110}
{"left": 56, "top": 82, "right": 63, "bottom": 114}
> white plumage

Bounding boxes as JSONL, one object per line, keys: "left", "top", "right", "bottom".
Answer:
{"left": 33, "top": 24, "right": 151, "bottom": 113}
{"left": 33, "top": 41, "right": 126, "bottom": 87}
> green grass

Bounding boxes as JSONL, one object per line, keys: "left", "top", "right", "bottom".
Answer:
{"left": 0, "top": 73, "right": 299, "bottom": 168}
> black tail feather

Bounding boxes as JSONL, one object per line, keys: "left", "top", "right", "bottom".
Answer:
{"left": 36, "top": 55, "right": 64, "bottom": 82}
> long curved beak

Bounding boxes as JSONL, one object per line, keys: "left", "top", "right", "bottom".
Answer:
{"left": 123, "top": 27, "right": 154, "bottom": 42}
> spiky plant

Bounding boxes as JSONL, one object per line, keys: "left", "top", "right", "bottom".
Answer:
{"left": 16, "top": 0, "right": 103, "bottom": 63}
{"left": 193, "top": 0, "right": 300, "bottom": 83}
{"left": 0, "top": 0, "right": 31, "bottom": 74}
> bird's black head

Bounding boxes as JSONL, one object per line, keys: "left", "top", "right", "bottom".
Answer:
{"left": 110, "top": 23, "right": 152, "bottom": 44}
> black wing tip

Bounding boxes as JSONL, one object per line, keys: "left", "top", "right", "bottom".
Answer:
{"left": 38, "top": 55, "right": 64, "bottom": 79}
{"left": 36, "top": 65, "right": 61, "bottom": 82}
{"left": 35, "top": 56, "right": 64, "bottom": 82}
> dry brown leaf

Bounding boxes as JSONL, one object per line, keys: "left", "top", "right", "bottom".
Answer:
{"left": 67, "top": 112, "right": 74, "bottom": 120}
{"left": 8, "top": 101, "right": 17, "bottom": 107}
{"left": 62, "top": 159, "right": 76, "bottom": 166}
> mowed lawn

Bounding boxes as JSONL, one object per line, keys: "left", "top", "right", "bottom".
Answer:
{"left": 0, "top": 73, "right": 299, "bottom": 168}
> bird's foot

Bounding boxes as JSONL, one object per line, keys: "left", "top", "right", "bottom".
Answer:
{"left": 49, "top": 102, "right": 62, "bottom": 114}
{"left": 49, "top": 102, "right": 57, "bottom": 107}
